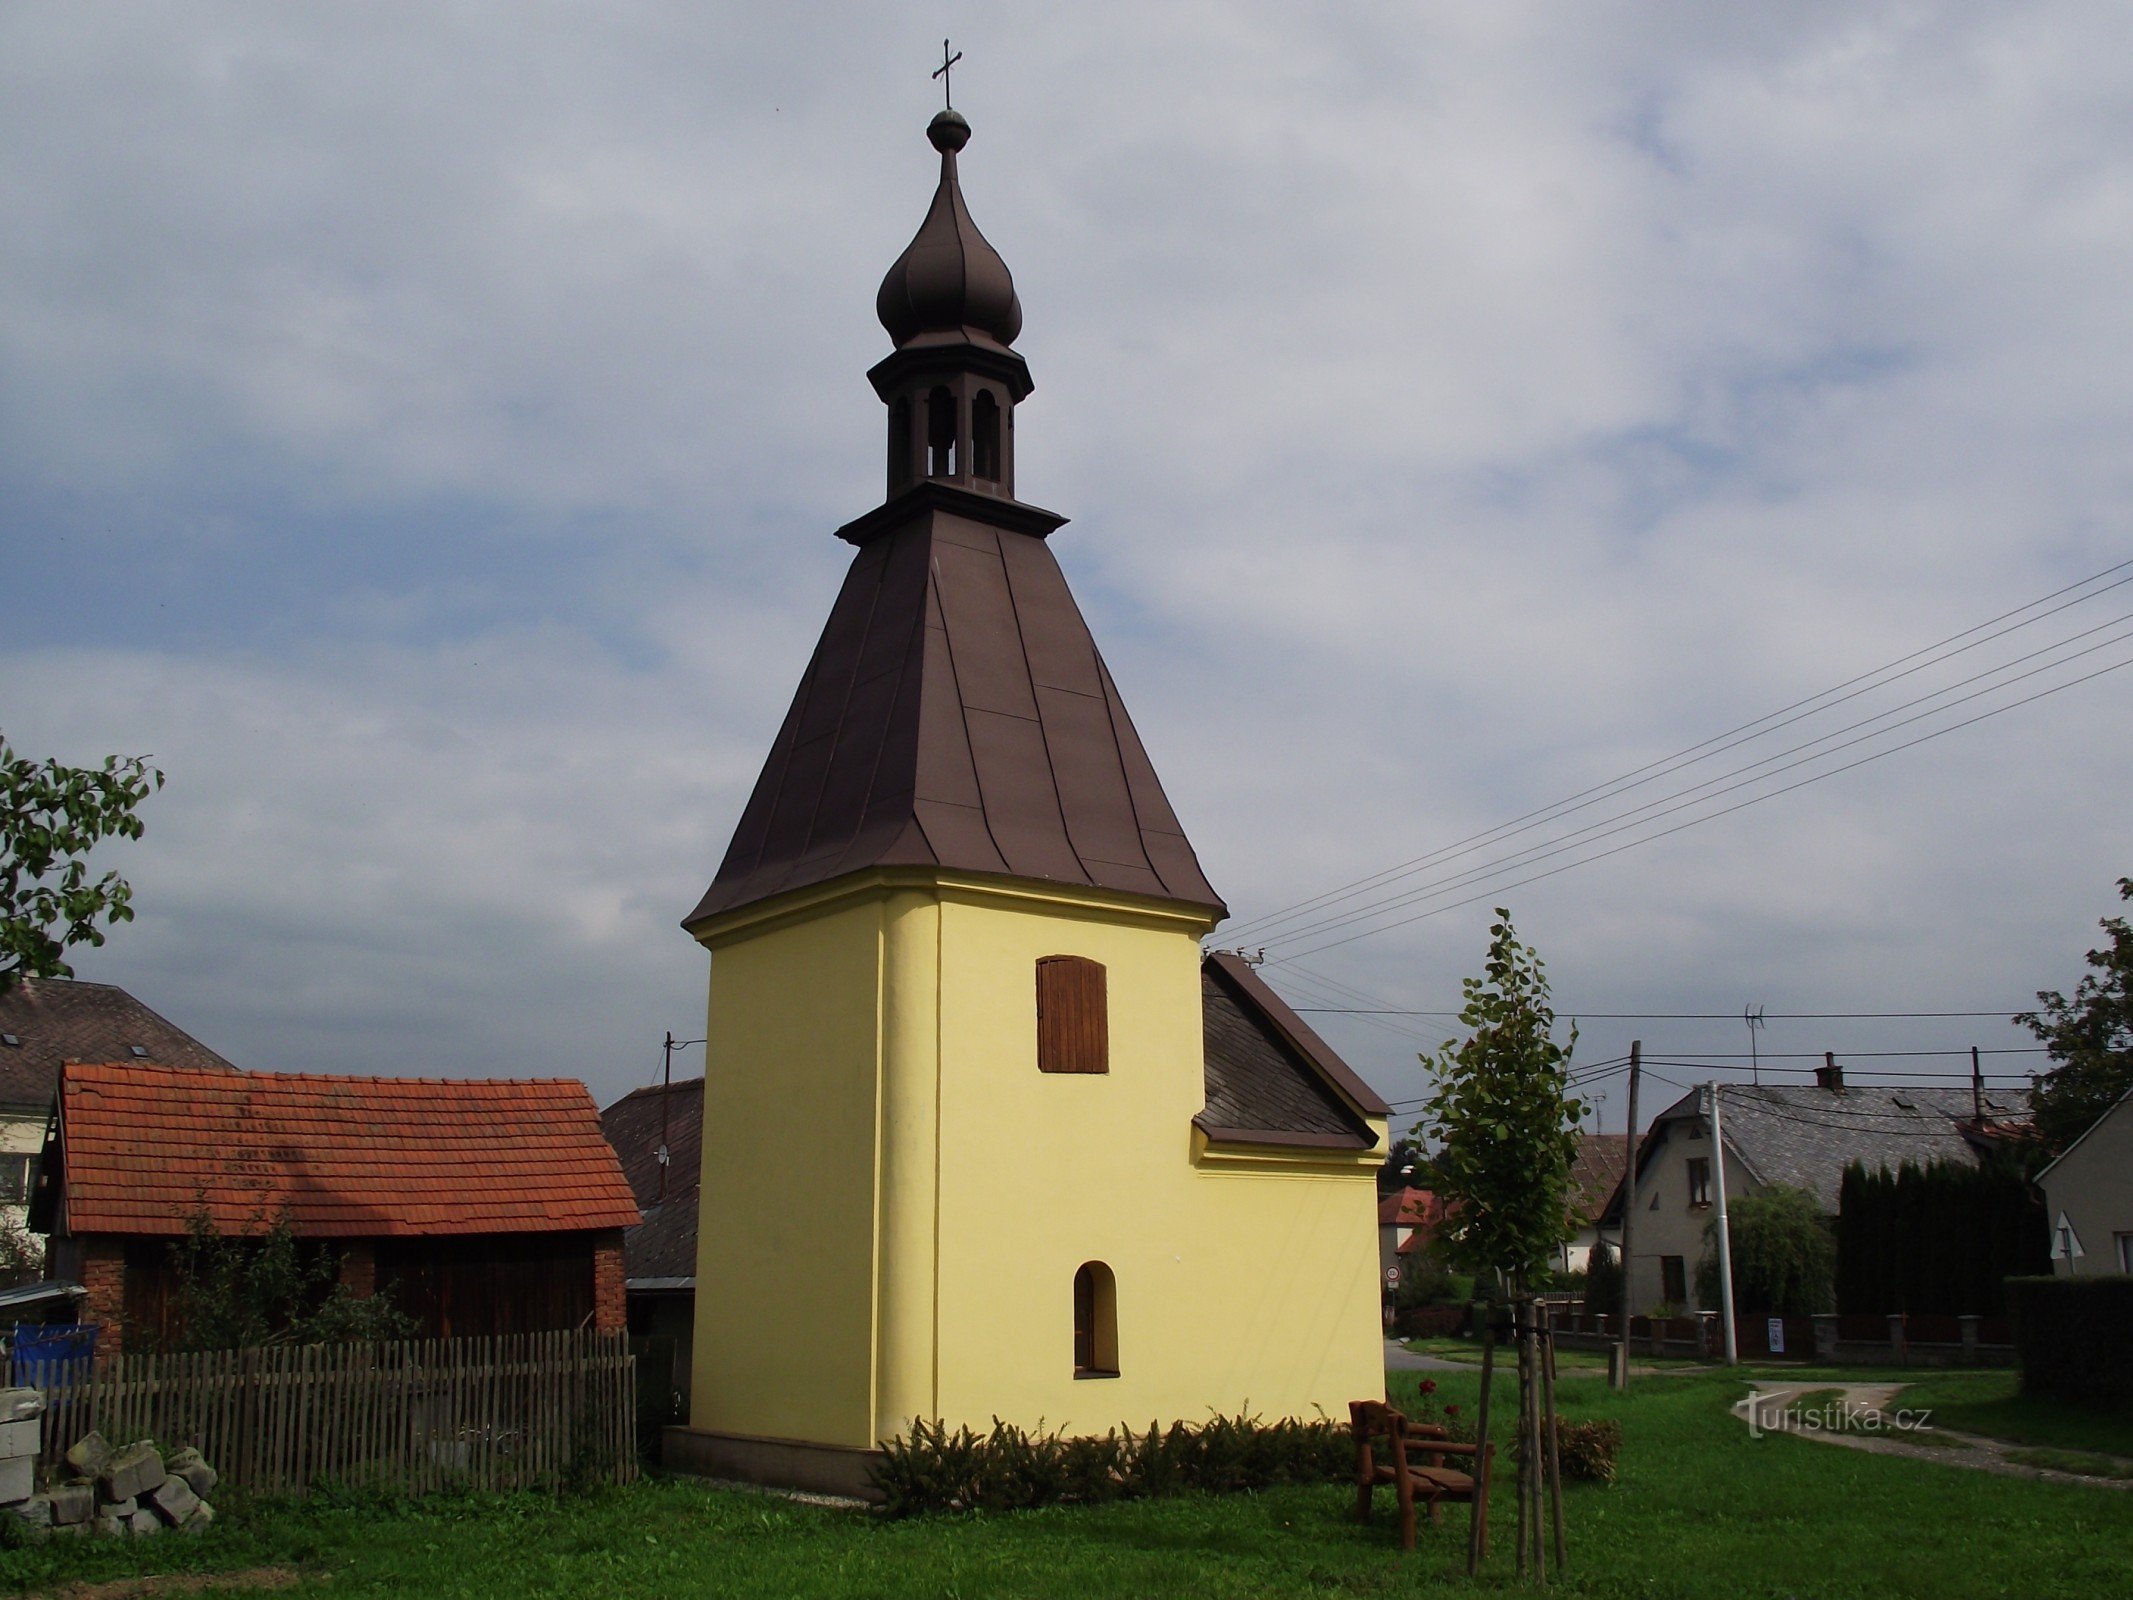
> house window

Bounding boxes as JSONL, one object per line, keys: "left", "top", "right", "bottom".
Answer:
{"left": 1660, "top": 1256, "right": 1687, "bottom": 1305}
{"left": 0, "top": 1154, "right": 39, "bottom": 1206}
{"left": 1036, "top": 956, "right": 1108, "bottom": 1075}
{"left": 1073, "top": 1261, "right": 1118, "bottom": 1377}
{"left": 1687, "top": 1157, "right": 1711, "bottom": 1209}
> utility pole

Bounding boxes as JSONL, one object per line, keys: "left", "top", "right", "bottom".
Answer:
{"left": 1971, "top": 1044, "right": 1984, "bottom": 1121}
{"left": 1614, "top": 1040, "right": 1640, "bottom": 1392}
{"left": 1706, "top": 1080, "right": 1739, "bottom": 1366}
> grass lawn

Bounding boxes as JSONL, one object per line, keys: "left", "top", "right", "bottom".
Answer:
{"left": 4, "top": 1368, "right": 2130, "bottom": 1598}
{"left": 1892, "top": 1369, "right": 2133, "bottom": 1458}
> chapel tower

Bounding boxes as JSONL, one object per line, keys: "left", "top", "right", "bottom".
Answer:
{"left": 672, "top": 107, "right": 1387, "bottom": 1498}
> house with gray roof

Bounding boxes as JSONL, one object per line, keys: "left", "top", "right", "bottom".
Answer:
{"left": 0, "top": 977, "right": 239, "bottom": 1235}
{"left": 1598, "top": 1062, "right": 2030, "bottom": 1314}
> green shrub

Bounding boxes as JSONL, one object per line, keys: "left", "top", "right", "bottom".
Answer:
{"left": 1509, "top": 1418, "right": 1622, "bottom": 1485}
{"left": 2006, "top": 1275, "right": 2133, "bottom": 1408}
{"left": 870, "top": 1412, "right": 1358, "bottom": 1517}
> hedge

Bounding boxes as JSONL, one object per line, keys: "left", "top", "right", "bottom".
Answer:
{"left": 2005, "top": 1274, "right": 2133, "bottom": 1408}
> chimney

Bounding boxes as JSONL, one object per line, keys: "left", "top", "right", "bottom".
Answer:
{"left": 1815, "top": 1051, "right": 1845, "bottom": 1093}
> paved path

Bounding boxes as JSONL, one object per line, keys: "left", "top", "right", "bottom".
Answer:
{"left": 1731, "top": 1382, "right": 2133, "bottom": 1489}
{"left": 1385, "top": 1339, "right": 1464, "bottom": 1373}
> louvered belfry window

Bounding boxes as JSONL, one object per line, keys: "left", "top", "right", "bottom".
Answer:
{"left": 1036, "top": 955, "right": 1108, "bottom": 1075}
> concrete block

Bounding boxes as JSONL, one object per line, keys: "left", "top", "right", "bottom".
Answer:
{"left": 0, "top": 1418, "right": 42, "bottom": 1458}
{"left": 65, "top": 1430, "right": 112, "bottom": 1478}
{"left": 48, "top": 1520, "right": 85, "bottom": 1538}
{"left": 101, "top": 1496, "right": 137, "bottom": 1518}
{"left": 0, "top": 1389, "right": 45, "bottom": 1423}
{"left": 49, "top": 1483, "right": 93, "bottom": 1525}
{"left": 125, "top": 1508, "right": 161, "bottom": 1538}
{"left": 92, "top": 1513, "right": 124, "bottom": 1538}
{"left": 147, "top": 1475, "right": 199, "bottom": 1525}
{"left": 0, "top": 1454, "right": 33, "bottom": 1504}
{"left": 181, "top": 1502, "right": 215, "bottom": 1537}
{"left": 168, "top": 1448, "right": 219, "bottom": 1497}
{"left": 99, "top": 1442, "right": 166, "bottom": 1503}
{"left": 11, "top": 1495, "right": 52, "bottom": 1528}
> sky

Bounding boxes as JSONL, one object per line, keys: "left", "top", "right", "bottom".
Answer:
{"left": 5, "top": 2, "right": 2131, "bottom": 1126}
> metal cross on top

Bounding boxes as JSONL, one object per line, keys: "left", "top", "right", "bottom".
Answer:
{"left": 933, "top": 39, "right": 963, "bottom": 108}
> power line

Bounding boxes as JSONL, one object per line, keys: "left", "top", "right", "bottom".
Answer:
{"left": 1261, "top": 620, "right": 2133, "bottom": 952}
{"left": 1220, "top": 556, "right": 2133, "bottom": 946}
{"left": 1277, "top": 647, "right": 2133, "bottom": 959}
{"left": 1291, "top": 1007, "right": 2030, "bottom": 1019}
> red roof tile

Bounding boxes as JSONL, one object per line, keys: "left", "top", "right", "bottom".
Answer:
{"left": 57, "top": 1062, "right": 641, "bottom": 1239}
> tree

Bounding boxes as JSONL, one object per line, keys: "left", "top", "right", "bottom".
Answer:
{"left": 1, "top": 736, "right": 163, "bottom": 995}
{"left": 1375, "top": 1135, "right": 1436, "bottom": 1197}
{"left": 154, "top": 1208, "right": 416, "bottom": 1352}
{"left": 1694, "top": 1185, "right": 1833, "bottom": 1316}
{"left": 1417, "top": 910, "right": 1584, "bottom": 1577}
{"left": 1418, "top": 912, "right": 1585, "bottom": 1290}
{"left": 2018, "top": 877, "right": 2133, "bottom": 1148}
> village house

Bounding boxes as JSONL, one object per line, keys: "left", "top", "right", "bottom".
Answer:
{"left": 0, "top": 977, "right": 239, "bottom": 1236}
{"left": 33, "top": 1060, "right": 640, "bottom": 1354}
{"left": 665, "top": 106, "right": 1391, "bottom": 1497}
{"left": 2036, "top": 1086, "right": 2133, "bottom": 1275}
{"left": 1561, "top": 1131, "right": 1629, "bottom": 1277}
{"left": 601, "top": 1075, "right": 705, "bottom": 1416}
{"left": 1598, "top": 1062, "right": 2030, "bottom": 1313}
{"left": 1378, "top": 1187, "right": 1447, "bottom": 1290}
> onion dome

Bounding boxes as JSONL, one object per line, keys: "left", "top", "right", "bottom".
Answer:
{"left": 876, "top": 110, "right": 1023, "bottom": 352}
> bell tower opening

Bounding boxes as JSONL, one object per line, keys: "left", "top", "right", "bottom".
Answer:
{"left": 926, "top": 386, "right": 958, "bottom": 478}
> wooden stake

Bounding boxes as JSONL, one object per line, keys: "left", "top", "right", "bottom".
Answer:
{"left": 1468, "top": 1306, "right": 1496, "bottom": 1577}
{"left": 1544, "top": 1319, "right": 1567, "bottom": 1570}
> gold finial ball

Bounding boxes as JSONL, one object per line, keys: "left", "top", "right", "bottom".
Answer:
{"left": 928, "top": 108, "right": 971, "bottom": 153}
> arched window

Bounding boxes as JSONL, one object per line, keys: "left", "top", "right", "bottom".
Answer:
{"left": 927, "top": 386, "right": 957, "bottom": 477}
{"left": 971, "top": 390, "right": 1001, "bottom": 482}
{"left": 1073, "top": 1261, "right": 1118, "bottom": 1377}
{"left": 1036, "top": 956, "right": 1107, "bottom": 1074}
{"left": 889, "top": 396, "right": 913, "bottom": 491}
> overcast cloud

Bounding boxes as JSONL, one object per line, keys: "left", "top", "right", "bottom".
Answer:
{"left": 5, "top": 2, "right": 2131, "bottom": 1122}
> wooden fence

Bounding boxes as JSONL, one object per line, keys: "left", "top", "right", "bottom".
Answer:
{"left": 23, "top": 1331, "right": 636, "bottom": 1496}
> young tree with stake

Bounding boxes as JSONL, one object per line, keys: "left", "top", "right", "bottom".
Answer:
{"left": 1419, "top": 910, "right": 1585, "bottom": 1579}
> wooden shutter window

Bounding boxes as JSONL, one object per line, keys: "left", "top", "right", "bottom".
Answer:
{"left": 1036, "top": 956, "right": 1108, "bottom": 1075}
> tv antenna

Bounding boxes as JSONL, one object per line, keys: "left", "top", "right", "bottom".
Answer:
{"left": 1743, "top": 1004, "right": 1767, "bottom": 1085}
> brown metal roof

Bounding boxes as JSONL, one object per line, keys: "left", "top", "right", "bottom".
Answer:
{"left": 0, "top": 977, "right": 238, "bottom": 1113}
{"left": 687, "top": 496, "right": 1225, "bottom": 926}
{"left": 1196, "top": 953, "right": 1386, "bottom": 1151}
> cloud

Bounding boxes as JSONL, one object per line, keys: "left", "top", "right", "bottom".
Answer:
{"left": 4, "top": 2, "right": 2131, "bottom": 1111}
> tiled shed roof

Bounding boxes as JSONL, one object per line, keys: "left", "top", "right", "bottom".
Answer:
{"left": 0, "top": 978, "right": 237, "bottom": 1110}
{"left": 1197, "top": 953, "right": 1386, "bottom": 1150}
{"left": 55, "top": 1061, "right": 640, "bottom": 1239}
{"left": 601, "top": 1078, "right": 704, "bottom": 1285}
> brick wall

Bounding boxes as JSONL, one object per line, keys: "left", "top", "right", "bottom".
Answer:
{"left": 592, "top": 1229, "right": 627, "bottom": 1333}
{"left": 79, "top": 1237, "right": 127, "bottom": 1359}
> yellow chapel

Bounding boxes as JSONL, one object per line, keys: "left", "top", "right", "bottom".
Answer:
{"left": 667, "top": 104, "right": 1390, "bottom": 1497}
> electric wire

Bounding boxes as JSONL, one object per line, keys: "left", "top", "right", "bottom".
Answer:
{"left": 1219, "top": 557, "right": 2133, "bottom": 946}
{"left": 1259, "top": 620, "right": 2133, "bottom": 951}
{"left": 1277, "top": 648, "right": 2133, "bottom": 959}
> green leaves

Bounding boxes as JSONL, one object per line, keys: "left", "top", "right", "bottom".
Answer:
{"left": 2017, "top": 876, "right": 2133, "bottom": 1148}
{"left": 1415, "top": 910, "right": 1584, "bottom": 1290}
{"left": 0, "top": 735, "right": 164, "bottom": 993}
